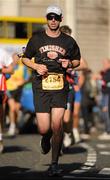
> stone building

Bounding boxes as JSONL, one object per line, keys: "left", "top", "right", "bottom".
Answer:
{"left": 0, "top": 0, "right": 110, "bottom": 72}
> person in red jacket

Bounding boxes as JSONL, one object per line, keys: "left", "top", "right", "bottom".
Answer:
{"left": 0, "top": 48, "right": 13, "bottom": 153}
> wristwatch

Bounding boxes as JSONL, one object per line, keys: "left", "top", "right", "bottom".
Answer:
{"left": 68, "top": 62, "right": 73, "bottom": 68}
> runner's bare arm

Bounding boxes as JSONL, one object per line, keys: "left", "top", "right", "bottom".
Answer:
{"left": 74, "top": 58, "right": 88, "bottom": 71}
{"left": 59, "top": 58, "right": 80, "bottom": 69}
{"left": 22, "top": 57, "right": 48, "bottom": 75}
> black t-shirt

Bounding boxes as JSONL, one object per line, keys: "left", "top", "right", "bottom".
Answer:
{"left": 24, "top": 30, "right": 81, "bottom": 91}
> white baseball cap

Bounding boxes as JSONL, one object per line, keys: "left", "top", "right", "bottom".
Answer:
{"left": 46, "top": 5, "right": 62, "bottom": 16}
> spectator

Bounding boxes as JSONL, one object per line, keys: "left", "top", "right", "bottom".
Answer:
{"left": 0, "top": 48, "right": 13, "bottom": 152}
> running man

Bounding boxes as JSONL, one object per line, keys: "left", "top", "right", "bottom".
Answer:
{"left": 22, "top": 5, "right": 81, "bottom": 176}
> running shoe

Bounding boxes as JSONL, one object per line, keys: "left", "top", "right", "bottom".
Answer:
{"left": 98, "top": 132, "right": 110, "bottom": 140}
{"left": 40, "top": 135, "right": 51, "bottom": 154}
{"left": 7, "top": 124, "right": 16, "bottom": 137}
{"left": 63, "top": 132, "right": 72, "bottom": 148}
{"left": 47, "top": 163, "right": 63, "bottom": 177}
{"left": 72, "top": 128, "right": 81, "bottom": 144}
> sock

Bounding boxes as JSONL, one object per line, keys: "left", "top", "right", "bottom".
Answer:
{"left": 72, "top": 128, "right": 78, "bottom": 133}
{"left": 51, "top": 128, "right": 63, "bottom": 164}
{"left": 9, "top": 123, "right": 16, "bottom": 129}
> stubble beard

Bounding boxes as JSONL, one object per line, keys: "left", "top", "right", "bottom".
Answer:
{"left": 48, "top": 24, "right": 60, "bottom": 32}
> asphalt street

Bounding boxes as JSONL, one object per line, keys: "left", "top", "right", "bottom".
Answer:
{"left": 0, "top": 131, "right": 110, "bottom": 180}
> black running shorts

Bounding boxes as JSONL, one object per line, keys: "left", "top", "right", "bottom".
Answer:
{"left": 33, "top": 90, "right": 68, "bottom": 113}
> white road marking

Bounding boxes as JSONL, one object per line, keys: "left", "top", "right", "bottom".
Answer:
{"left": 80, "top": 143, "right": 97, "bottom": 170}
{"left": 96, "top": 143, "right": 110, "bottom": 149}
{"left": 64, "top": 142, "right": 97, "bottom": 177}
{"left": 99, "top": 168, "right": 110, "bottom": 175}
{"left": 63, "top": 142, "right": 110, "bottom": 179}
{"left": 96, "top": 144, "right": 107, "bottom": 148}
{"left": 100, "top": 151, "right": 110, "bottom": 155}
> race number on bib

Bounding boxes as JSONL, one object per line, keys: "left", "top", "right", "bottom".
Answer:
{"left": 42, "top": 73, "right": 64, "bottom": 90}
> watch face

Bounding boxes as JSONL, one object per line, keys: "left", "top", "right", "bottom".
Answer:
{"left": 68, "top": 63, "right": 72, "bottom": 68}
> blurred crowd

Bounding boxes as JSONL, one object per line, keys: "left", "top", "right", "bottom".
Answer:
{"left": 4, "top": 52, "right": 36, "bottom": 136}
{"left": 2, "top": 50, "right": 110, "bottom": 143}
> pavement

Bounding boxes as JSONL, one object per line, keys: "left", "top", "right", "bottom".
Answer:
{"left": 0, "top": 129, "right": 110, "bottom": 180}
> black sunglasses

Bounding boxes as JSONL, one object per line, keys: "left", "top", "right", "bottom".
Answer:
{"left": 46, "top": 14, "right": 62, "bottom": 22}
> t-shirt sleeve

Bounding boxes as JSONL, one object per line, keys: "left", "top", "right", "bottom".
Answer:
{"left": 68, "top": 39, "right": 81, "bottom": 61}
{"left": 24, "top": 36, "right": 36, "bottom": 59}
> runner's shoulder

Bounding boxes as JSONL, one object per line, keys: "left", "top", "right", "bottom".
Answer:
{"left": 61, "top": 32, "right": 77, "bottom": 44}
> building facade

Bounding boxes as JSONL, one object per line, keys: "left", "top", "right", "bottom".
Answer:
{"left": 0, "top": 0, "right": 110, "bottom": 72}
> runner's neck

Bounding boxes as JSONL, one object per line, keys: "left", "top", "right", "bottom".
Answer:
{"left": 45, "top": 29, "right": 61, "bottom": 38}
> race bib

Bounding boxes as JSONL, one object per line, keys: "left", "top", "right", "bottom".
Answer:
{"left": 42, "top": 73, "right": 64, "bottom": 90}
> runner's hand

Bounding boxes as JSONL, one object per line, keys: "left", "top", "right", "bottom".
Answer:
{"left": 36, "top": 64, "right": 48, "bottom": 75}
{"left": 59, "top": 59, "right": 70, "bottom": 68}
